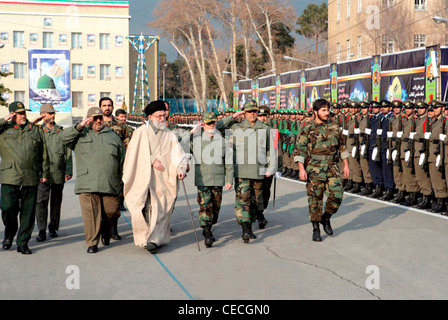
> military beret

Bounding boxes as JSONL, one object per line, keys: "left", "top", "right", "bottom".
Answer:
{"left": 87, "top": 107, "right": 104, "bottom": 118}
{"left": 391, "top": 100, "right": 403, "bottom": 108}
{"left": 9, "top": 101, "right": 30, "bottom": 113}
{"left": 144, "top": 100, "right": 166, "bottom": 116}
{"left": 40, "top": 103, "right": 56, "bottom": 113}
{"left": 202, "top": 112, "right": 217, "bottom": 124}
{"left": 380, "top": 100, "right": 391, "bottom": 107}
{"left": 416, "top": 100, "right": 429, "bottom": 108}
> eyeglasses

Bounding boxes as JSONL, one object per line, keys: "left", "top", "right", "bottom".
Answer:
{"left": 245, "top": 110, "right": 258, "bottom": 114}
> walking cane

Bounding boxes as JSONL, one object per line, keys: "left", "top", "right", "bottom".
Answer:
{"left": 181, "top": 179, "right": 201, "bottom": 251}
{"left": 272, "top": 176, "right": 277, "bottom": 208}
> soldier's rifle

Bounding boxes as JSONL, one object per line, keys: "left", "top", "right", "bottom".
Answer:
{"left": 420, "top": 116, "right": 431, "bottom": 174}
{"left": 394, "top": 114, "right": 403, "bottom": 172}
{"left": 405, "top": 116, "right": 416, "bottom": 174}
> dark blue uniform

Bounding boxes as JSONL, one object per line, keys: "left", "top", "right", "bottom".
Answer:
{"left": 380, "top": 112, "right": 395, "bottom": 191}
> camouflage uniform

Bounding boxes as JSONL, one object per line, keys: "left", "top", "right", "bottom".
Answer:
{"left": 294, "top": 119, "right": 349, "bottom": 222}
{"left": 104, "top": 116, "right": 134, "bottom": 150}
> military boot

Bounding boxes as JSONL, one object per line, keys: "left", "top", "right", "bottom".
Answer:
{"left": 241, "top": 222, "right": 251, "bottom": 243}
{"left": 284, "top": 168, "right": 293, "bottom": 177}
{"left": 381, "top": 189, "right": 395, "bottom": 201}
{"left": 202, "top": 222, "right": 214, "bottom": 248}
{"left": 312, "top": 222, "right": 322, "bottom": 242}
{"left": 320, "top": 212, "right": 333, "bottom": 236}
{"left": 290, "top": 170, "right": 298, "bottom": 180}
{"left": 430, "top": 198, "right": 445, "bottom": 213}
{"left": 350, "top": 182, "right": 362, "bottom": 194}
{"left": 360, "top": 183, "right": 373, "bottom": 196}
{"left": 414, "top": 195, "right": 431, "bottom": 209}
{"left": 369, "top": 185, "right": 384, "bottom": 199}
{"left": 257, "top": 211, "right": 268, "bottom": 229}
{"left": 392, "top": 190, "right": 406, "bottom": 204}
{"left": 344, "top": 179, "right": 353, "bottom": 191}
{"left": 404, "top": 192, "right": 418, "bottom": 206}
{"left": 110, "top": 217, "right": 121, "bottom": 241}
{"left": 281, "top": 167, "right": 288, "bottom": 175}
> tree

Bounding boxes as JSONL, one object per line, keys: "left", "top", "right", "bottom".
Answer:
{"left": 296, "top": 2, "right": 328, "bottom": 55}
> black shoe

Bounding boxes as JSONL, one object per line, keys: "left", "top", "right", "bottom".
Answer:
{"left": 87, "top": 245, "right": 98, "bottom": 253}
{"left": 431, "top": 198, "right": 445, "bottom": 213}
{"left": 36, "top": 231, "right": 46, "bottom": 242}
{"left": 48, "top": 229, "right": 58, "bottom": 238}
{"left": 241, "top": 222, "right": 251, "bottom": 243}
{"left": 370, "top": 185, "right": 384, "bottom": 198}
{"left": 312, "top": 222, "right": 322, "bottom": 242}
{"left": 101, "top": 233, "right": 110, "bottom": 246}
{"left": 360, "top": 183, "right": 373, "bottom": 196}
{"left": 344, "top": 180, "right": 353, "bottom": 191}
{"left": 403, "top": 192, "right": 418, "bottom": 206}
{"left": 256, "top": 211, "right": 268, "bottom": 229}
{"left": 17, "top": 244, "right": 32, "bottom": 255}
{"left": 381, "top": 189, "right": 395, "bottom": 201}
{"left": 284, "top": 169, "right": 292, "bottom": 177}
{"left": 392, "top": 190, "right": 406, "bottom": 204}
{"left": 414, "top": 195, "right": 431, "bottom": 209}
{"left": 248, "top": 223, "right": 257, "bottom": 239}
{"left": 2, "top": 238, "right": 13, "bottom": 250}
{"left": 145, "top": 242, "right": 160, "bottom": 254}
{"left": 202, "top": 223, "right": 214, "bottom": 248}
{"left": 320, "top": 212, "right": 333, "bottom": 236}
{"left": 350, "top": 183, "right": 362, "bottom": 194}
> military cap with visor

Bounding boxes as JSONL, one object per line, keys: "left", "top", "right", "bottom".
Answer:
{"left": 404, "top": 101, "right": 415, "bottom": 109}
{"left": 415, "top": 100, "right": 429, "bottom": 109}
{"left": 87, "top": 107, "right": 104, "bottom": 118}
{"left": 359, "top": 101, "right": 370, "bottom": 109}
{"left": 9, "top": 101, "right": 30, "bottom": 113}
{"left": 391, "top": 100, "right": 403, "bottom": 108}
{"left": 243, "top": 100, "right": 259, "bottom": 112}
{"left": 370, "top": 101, "right": 381, "bottom": 108}
{"left": 258, "top": 105, "right": 270, "bottom": 116}
{"left": 380, "top": 100, "right": 392, "bottom": 107}
{"left": 40, "top": 103, "right": 56, "bottom": 113}
{"left": 202, "top": 112, "right": 217, "bottom": 124}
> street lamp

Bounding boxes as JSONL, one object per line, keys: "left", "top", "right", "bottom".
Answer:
{"left": 253, "top": 68, "right": 276, "bottom": 79}
{"left": 222, "top": 70, "right": 249, "bottom": 80}
{"left": 283, "top": 55, "right": 318, "bottom": 67}
{"left": 162, "top": 63, "right": 168, "bottom": 101}
{"left": 0, "top": 44, "right": 4, "bottom": 49}
{"left": 433, "top": 16, "right": 448, "bottom": 24}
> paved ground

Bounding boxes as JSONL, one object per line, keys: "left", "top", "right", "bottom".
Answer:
{"left": 1, "top": 171, "right": 448, "bottom": 301}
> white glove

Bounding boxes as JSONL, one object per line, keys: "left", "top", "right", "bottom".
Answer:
{"left": 275, "top": 172, "right": 282, "bottom": 178}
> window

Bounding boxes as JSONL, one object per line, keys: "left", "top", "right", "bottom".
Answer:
{"left": 72, "top": 64, "right": 82, "bottom": 80}
{"left": 72, "top": 91, "right": 83, "bottom": 108}
{"left": 382, "top": 35, "right": 395, "bottom": 53}
{"left": 414, "top": 0, "right": 426, "bottom": 10}
{"left": 13, "top": 62, "right": 25, "bottom": 79}
{"left": 382, "top": 0, "right": 395, "bottom": 7}
{"left": 347, "top": 39, "right": 351, "bottom": 60}
{"left": 43, "top": 32, "right": 53, "bottom": 48}
{"left": 336, "top": 43, "right": 341, "bottom": 62}
{"left": 14, "top": 91, "right": 25, "bottom": 102}
{"left": 357, "top": 36, "right": 362, "bottom": 58}
{"left": 100, "top": 64, "right": 110, "bottom": 80}
{"left": 337, "top": 0, "right": 341, "bottom": 21}
{"left": 100, "top": 33, "right": 110, "bottom": 50}
{"left": 414, "top": 34, "right": 426, "bottom": 48}
{"left": 71, "top": 32, "right": 82, "bottom": 49}
{"left": 100, "top": 92, "right": 111, "bottom": 98}
{"left": 13, "top": 31, "right": 24, "bottom": 48}
{"left": 347, "top": 0, "right": 351, "bottom": 18}
{"left": 358, "top": 0, "right": 362, "bottom": 13}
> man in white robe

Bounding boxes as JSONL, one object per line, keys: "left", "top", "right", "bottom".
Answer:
{"left": 123, "top": 100, "right": 190, "bottom": 254}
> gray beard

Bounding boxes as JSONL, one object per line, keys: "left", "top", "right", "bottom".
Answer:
{"left": 153, "top": 121, "right": 166, "bottom": 130}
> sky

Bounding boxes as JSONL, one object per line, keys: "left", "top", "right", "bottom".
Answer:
{"left": 128, "top": 0, "right": 326, "bottom": 61}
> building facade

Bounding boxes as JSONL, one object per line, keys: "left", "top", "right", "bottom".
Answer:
{"left": 0, "top": 0, "right": 158, "bottom": 125}
{"left": 328, "top": 0, "right": 448, "bottom": 63}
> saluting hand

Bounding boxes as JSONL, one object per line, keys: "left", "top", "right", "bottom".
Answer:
{"left": 30, "top": 115, "right": 45, "bottom": 124}
{"left": 79, "top": 117, "right": 93, "bottom": 127}
{"left": 4, "top": 112, "right": 16, "bottom": 121}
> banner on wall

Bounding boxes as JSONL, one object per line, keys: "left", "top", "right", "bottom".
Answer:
{"left": 441, "top": 47, "right": 448, "bottom": 102}
{"left": 380, "top": 48, "right": 425, "bottom": 102}
{"left": 337, "top": 57, "right": 371, "bottom": 102}
{"left": 257, "top": 74, "right": 278, "bottom": 109}
{"left": 425, "top": 45, "right": 438, "bottom": 103}
{"left": 330, "top": 63, "right": 338, "bottom": 102}
{"left": 305, "top": 65, "right": 331, "bottom": 110}
{"left": 279, "top": 71, "right": 301, "bottom": 109}
{"left": 237, "top": 79, "right": 253, "bottom": 110}
{"left": 371, "top": 55, "right": 381, "bottom": 102}
{"left": 28, "top": 49, "right": 71, "bottom": 113}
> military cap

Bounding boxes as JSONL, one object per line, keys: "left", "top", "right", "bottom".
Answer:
{"left": 202, "top": 111, "right": 217, "bottom": 124}
{"left": 40, "top": 103, "right": 56, "bottom": 113}
{"left": 349, "top": 101, "right": 360, "bottom": 108}
{"left": 391, "top": 100, "right": 403, "bottom": 108}
{"left": 370, "top": 101, "right": 381, "bottom": 108}
{"left": 430, "top": 100, "right": 444, "bottom": 108}
{"left": 404, "top": 101, "right": 415, "bottom": 109}
{"left": 258, "top": 105, "right": 270, "bottom": 116}
{"left": 415, "top": 100, "right": 429, "bottom": 109}
{"left": 341, "top": 101, "right": 349, "bottom": 108}
{"left": 9, "top": 101, "right": 30, "bottom": 113}
{"left": 359, "top": 101, "right": 370, "bottom": 109}
{"left": 380, "top": 100, "right": 392, "bottom": 107}
{"left": 87, "top": 107, "right": 104, "bottom": 118}
{"left": 331, "top": 102, "right": 341, "bottom": 109}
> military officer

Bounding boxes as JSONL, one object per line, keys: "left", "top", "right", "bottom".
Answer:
{"left": 389, "top": 100, "right": 405, "bottom": 204}
{"left": 368, "top": 101, "right": 385, "bottom": 198}
{"left": 427, "top": 100, "right": 447, "bottom": 213}
{"left": 379, "top": 100, "right": 395, "bottom": 201}
{"left": 33, "top": 104, "right": 73, "bottom": 241}
{"left": 295, "top": 99, "right": 350, "bottom": 242}
{"left": 190, "top": 112, "right": 234, "bottom": 247}
{"left": 358, "top": 101, "right": 374, "bottom": 195}
{"left": 345, "top": 101, "right": 363, "bottom": 193}
{"left": 412, "top": 101, "right": 433, "bottom": 209}
{"left": 60, "top": 107, "right": 125, "bottom": 253}
{"left": 0, "top": 101, "right": 49, "bottom": 254}
{"left": 230, "top": 100, "right": 275, "bottom": 243}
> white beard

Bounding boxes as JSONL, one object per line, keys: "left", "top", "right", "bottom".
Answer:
{"left": 153, "top": 120, "right": 166, "bottom": 130}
